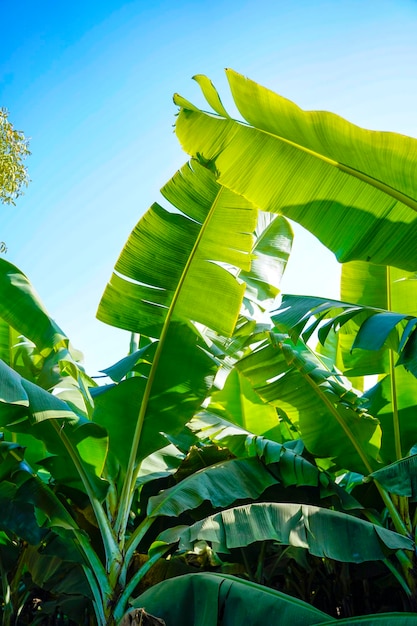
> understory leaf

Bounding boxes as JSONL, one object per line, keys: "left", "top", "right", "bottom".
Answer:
{"left": 131, "top": 572, "right": 332, "bottom": 626}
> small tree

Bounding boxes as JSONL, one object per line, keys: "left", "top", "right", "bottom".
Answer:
{"left": 0, "top": 108, "right": 30, "bottom": 205}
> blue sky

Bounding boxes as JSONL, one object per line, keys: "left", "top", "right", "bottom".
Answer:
{"left": 1, "top": 0, "right": 417, "bottom": 373}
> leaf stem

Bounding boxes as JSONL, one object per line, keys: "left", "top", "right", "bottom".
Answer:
{"left": 386, "top": 266, "right": 411, "bottom": 531}
{"left": 120, "top": 517, "right": 153, "bottom": 586}
{"left": 53, "top": 423, "right": 120, "bottom": 570}
{"left": 81, "top": 565, "right": 107, "bottom": 626}
{"left": 113, "top": 545, "right": 171, "bottom": 623}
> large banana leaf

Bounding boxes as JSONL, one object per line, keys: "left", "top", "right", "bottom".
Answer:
{"left": 146, "top": 456, "right": 281, "bottom": 520}
{"left": 188, "top": 412, "right": 363, "bottom": 510}
{"left": 95, "top": 159, "right": 259, "bottom": 550}
{"left": 236, "top": 334, "right": 380, "bottom": 474}
{"left": 160, "top": 502, "right": 412, "bottom": 563}
{"left": 129, "top": 572, "right": 332, "bottom": 626}
{"left": 273, "top": 262, "right": 417, "bottom": 464}
{"left": 174, "top": 71, "right": 417, "bottom": 270}
{"left": 97, "top": 159, "right": 257, "bottom": 338}
{"left": 274, "top": 295, "right": 416, "bottom": 374}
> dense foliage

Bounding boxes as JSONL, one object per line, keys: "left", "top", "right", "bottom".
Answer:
{"left": 2, "top": 72, "right": 417, "bottom": 625}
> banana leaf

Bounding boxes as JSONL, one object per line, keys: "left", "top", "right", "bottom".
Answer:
{"left": 95, "top": 161, "right": 259, "bottom": 530}
{"left": 338, "top": 263, "right": 417, "bottom": 378}
{"left": 174, "top": 70, "right": 417, "bottom": 270}
{"left": 128, "top": 572, "right": 332, "bottom": 626}
{"left": 159, "top": 502, "right": 412, "bottom": 562}
{"left": 146, "top": 457, "right": 280, "bottom": 519}
{"left": 97, "top": 159, "right": 257, "bottom": 339}
{"left": 236, "top": 335, "right": 380, "bottom": 474}
{"left": 0, "top": 360, "right": 109, "bottom": 500}
{"left": 369, "top": 455, "right": 417, "bottom": 500}
{"left": 0, "top": 258, "right": 66, "bottom": 355}
{"left": 0, "top": 439, "right": 79, "bottom": 547}
{"left": 188, "top": 411, "right": 319, "bottom": 487}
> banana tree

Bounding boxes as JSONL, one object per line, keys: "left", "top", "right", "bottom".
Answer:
{"left": 0, "top": 158, "right": 301, "bottom": 624}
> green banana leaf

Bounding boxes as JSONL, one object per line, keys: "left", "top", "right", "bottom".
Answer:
{"left": 0, "top": 258, "right": 66, "bottom": 355}
{"left": 97, "top": 159, "right": 257, "bottom": 338}
{"left": 272, "top": 262, "right": 417, "bottom": 464}
{"left": 240, "top": 212, "right": 293, "bottom": 312}
{"left": 188, "top": 412, "right": 363, "bottom": 510}
{"left": 188, "top": 411, "right": 319, "bottom": 488}
{"left": 236, "top": 334, "right": 380, "bottom": 474}
{"left": 95, "top": 159, "right": 277, "bottom": 555}
{"left": 174, "top": 70, "right": 417, "bottom": 270}
{"left": 0, "top": 360, "right": 109, "bottom": 500}
{"left": 159, "top": 502, "right": 412, "bottom": 562}
{"left": 146, "top": 457, "right": 281, "bottom": 520}
{"left": 0, "top": 440, "right": 78, "bottom": 546}
{"left": 339, "top": 263, "right": 417, "bottom": 377}
{"left": 128, "top": 572, "right": 332, "bottom": 626}
{"left": 274, "top": 294, "right": 413, "bottom": 373}
{"left": 369, "top": 455, "right": 417, "bottom": 500}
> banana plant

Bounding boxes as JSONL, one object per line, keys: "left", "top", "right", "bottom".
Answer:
{"left": 3, "top": 70, "right": 417, "bottom": 624}
{"left": 0, "top": 158, "right": 299, "bottom": 624}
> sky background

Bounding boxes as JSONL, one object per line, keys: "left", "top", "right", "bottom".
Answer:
{"left": 1, "top": 0, "right": 417, "bottom": 374}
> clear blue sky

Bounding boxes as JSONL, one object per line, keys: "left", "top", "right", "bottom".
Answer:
{"left": 1, "top": 0, "right": 417, "bottom": 374}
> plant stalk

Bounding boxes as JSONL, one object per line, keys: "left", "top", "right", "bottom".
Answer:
{"left": 54, "top": 423, "right": 121, "bottom": 571}
{"left": 386, "top": 266, "right": 411, "bottom": 531}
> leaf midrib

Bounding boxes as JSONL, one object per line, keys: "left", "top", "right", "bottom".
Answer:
{"left": 115, "top": 185, "right": 228, "bottom": 537}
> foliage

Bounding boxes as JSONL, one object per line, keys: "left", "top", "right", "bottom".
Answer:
{"left": 0, "top": 109, "right": 30, "bottom": 205}
{"left": 2, "top": 69, "right": 417, "bottom": 626}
